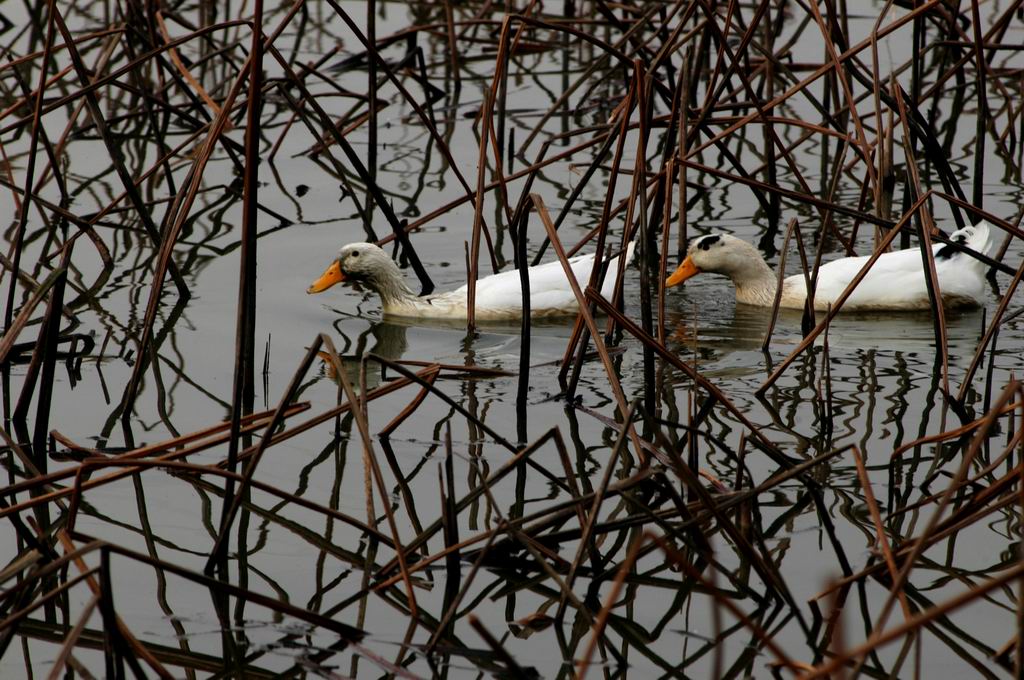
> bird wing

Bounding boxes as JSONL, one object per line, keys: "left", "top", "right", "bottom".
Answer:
{"left": 447, "top": 241, "right": 635, "bottom": 314}
{"left": 792, "top": 222, "right": 991, "bottom": 309}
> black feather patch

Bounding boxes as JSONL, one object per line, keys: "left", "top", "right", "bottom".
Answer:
{"left": 698, "top": 234, "right": 721, "bottom": 251}
{"left": 936, "top": 231, "right": 969, "bottom": 260}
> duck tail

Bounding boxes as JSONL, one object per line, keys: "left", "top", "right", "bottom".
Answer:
{"left": 602, "top": 238, "right": 637, "bottom": 266}
{"left": 937, "top": 220, "right": 993, "bottom": 270}
{"left": 964, "top": 219, "right": 993, "bottom": 254}
{"left": 624, "top": 238, "right": 637, "bottom": 266}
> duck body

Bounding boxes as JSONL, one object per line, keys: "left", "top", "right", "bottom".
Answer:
{"left": 309, "top": 241, "right": 635, "bottom": 320}
{"left": 667, "top": 221, "right": 993, "bottom": 312}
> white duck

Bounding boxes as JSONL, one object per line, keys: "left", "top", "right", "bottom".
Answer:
{"left": 665, "top": 221, "right": 993, "bottom": 311}
{"left": 308, "top": 242, "right": 635, "bottom": 320}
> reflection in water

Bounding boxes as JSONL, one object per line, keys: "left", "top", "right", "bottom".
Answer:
{"left": 664, "top": 296, "right": 987, "bottom": 362}
{"left": 321, "top": 318, "right": 410, "bottom": 391}
{"left": 659, "top": 298, "right": 994, "bottom": 499}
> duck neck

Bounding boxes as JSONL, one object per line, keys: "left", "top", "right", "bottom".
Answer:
{"left": 731, "top": 258, "right": 778, "bottom": 306}
{"left": 371, "top": 268, "right": 417, "bottom": 310}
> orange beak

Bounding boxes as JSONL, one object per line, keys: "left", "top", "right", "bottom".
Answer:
{"left": 307, "top": 260, "right": 346, "bottom": 294}
{"left": 665, "top": 256, "right": 701, "bottom": 287}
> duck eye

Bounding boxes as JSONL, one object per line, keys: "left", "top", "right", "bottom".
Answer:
{"left": 351, "top": 250, "right": 360, "bottom": 258}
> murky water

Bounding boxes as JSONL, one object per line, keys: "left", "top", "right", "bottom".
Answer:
{"left": 3, "top": 1, "right": 1024, "bottom": 677}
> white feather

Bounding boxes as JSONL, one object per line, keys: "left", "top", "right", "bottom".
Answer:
{"left": 421, "top": 242, "right": 636, "bottom": 320}
{"left": 790, "top": 221, "right": 992, "bottom": 310}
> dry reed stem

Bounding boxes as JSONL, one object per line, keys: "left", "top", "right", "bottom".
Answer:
{"left": 2, "top": 1, "right": 1024, "bottom": 676}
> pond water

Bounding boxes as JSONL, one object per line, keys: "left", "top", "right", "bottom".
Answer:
{"left": 2, "top": 1, "right": 1024, "bottom": 678}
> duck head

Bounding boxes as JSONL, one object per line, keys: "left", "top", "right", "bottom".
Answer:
{"left": 665, "top": 233, "right": 770, "bottom": 288}
{"left": 307, "top": 243, "right": 412, "bottom": 301}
